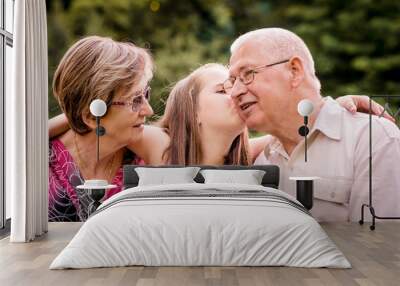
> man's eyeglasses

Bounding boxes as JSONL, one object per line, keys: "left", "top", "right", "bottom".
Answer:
{"left": 223, "top": 59, "right": 290, "bottom": 92}
{"left": 111, "top": 86, "right": 151, "bottom": 112}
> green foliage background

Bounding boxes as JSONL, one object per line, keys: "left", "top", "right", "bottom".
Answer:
{"left": 47, "top": 0, "right": 400, "bottom": 121}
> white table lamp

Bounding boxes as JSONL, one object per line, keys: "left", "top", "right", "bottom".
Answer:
{"left": 297, "top": 99, "right": 314, "bottom": 162}
{"left": 77, "top": 99, "right": 115, "bottom": 214}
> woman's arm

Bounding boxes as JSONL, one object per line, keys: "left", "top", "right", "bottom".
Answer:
{"left": 336, "top": 95, "right": 395, "bottom": 122}
{"left": 127, "top": 125, "right": 170, "bottom": 165}
{"left": 248, "top": 95, "right": 392, "bottom": 165}
{"left": 49, "top": 114, "right": 70, "bottom": 139}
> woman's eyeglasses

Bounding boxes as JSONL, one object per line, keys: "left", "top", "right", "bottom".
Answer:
{"left": 111, "top": 86, "right": 151, "bottom": 112}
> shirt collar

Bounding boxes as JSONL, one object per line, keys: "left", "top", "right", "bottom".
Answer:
{"left": 263, "top": 96, "right": 343, "bottom": 159}
{"left": 312, "top": 96, "right": 343, "bottom": 141}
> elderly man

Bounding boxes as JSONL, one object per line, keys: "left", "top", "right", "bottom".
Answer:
{"left": 226, "top": 28, "right": 400, "bottom": 222}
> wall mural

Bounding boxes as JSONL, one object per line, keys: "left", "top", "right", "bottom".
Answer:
{"left": 47, "top": 1, "right": 400, "bottom": 226}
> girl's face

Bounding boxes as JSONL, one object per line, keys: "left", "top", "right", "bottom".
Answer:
{"left": 101, "top": 78, "right": 154, "bottom": 146}
{"left": 197, "top": 67, "right": 246, "bottom": 137}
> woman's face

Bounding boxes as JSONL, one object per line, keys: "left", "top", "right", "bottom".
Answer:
{"left": 101, "top": 78, "right": 154, "bottom": 146}
{"left": 197, "top": 67, "right": 245, "bottom": 136}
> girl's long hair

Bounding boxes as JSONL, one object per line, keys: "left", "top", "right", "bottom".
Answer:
{"left": 158, "top": 64, "right": 251, "bottom": 165}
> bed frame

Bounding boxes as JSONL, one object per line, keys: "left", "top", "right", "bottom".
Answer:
{"left": 123, "top": 165, "right": 280, "bottom": 189}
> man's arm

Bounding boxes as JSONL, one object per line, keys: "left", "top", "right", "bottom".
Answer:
{"left": 249, "top": 135, "right": 273, "bottom": 163}
{"left": 349, "top": 118, "right": 400, "bottom": 221}
{"left": 49, "top": 113, "right": 170, "bottom": 165}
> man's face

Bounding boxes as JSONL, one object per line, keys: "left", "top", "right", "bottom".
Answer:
{"left": 228, "top": 41, "right": 291, "bottom": 133}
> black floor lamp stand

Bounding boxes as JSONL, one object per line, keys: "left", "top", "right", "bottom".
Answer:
{"left": 359, "top": 95, "right": 400, "bottom": 230}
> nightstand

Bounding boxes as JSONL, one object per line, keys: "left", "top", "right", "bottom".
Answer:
{"left": 77, "top": 180, "right": 116, "bottom": 215}
{"left": 289, "top": 177, "right": 320, "bottom": 210}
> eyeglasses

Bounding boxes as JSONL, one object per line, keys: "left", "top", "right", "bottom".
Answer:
{"left": 223, "top": 59, "right": 290, "bottom": 92}
{"left": 111, "top": 86, "right": 151, "bottom": 112}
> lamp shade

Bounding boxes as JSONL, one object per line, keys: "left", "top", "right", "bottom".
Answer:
{"left": 297, "top": 99, "right": 314, "bottom": 116}
{"left": 90, "top": 99, "right": 107, "bottom": 117}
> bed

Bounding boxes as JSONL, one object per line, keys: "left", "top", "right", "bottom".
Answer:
{"left": 50, "top": 165, "right": 350, "bottom": 269}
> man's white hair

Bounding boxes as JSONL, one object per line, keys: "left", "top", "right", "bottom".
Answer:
{"left": 231, "top": 28, "right": 316, "bottom": 77}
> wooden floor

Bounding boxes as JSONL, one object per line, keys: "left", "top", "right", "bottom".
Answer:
{"left": 0, "top": 222, "right": 399, "bottom": 286}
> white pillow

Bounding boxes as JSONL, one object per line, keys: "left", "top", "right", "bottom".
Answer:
{"left": 135, "top": 167, "right": 201, "bottom": 186}
{"left": 200, "top": 169, "right": 266, "bottom": 185}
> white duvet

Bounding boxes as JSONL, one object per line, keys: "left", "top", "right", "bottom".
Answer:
{"left": 50, "top": 183, "right": 351, "bottom": 269}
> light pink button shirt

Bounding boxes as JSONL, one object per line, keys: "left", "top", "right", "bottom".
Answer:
{"left": 255, "top": 97, "right": 400, "bottom": 222}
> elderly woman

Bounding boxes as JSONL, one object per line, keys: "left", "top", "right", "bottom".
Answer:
{"left": 49, "top": 36, "right": 153, "bottom": 222}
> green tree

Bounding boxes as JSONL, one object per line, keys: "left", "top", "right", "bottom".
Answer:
{"left": 47, "top": 0, "right": 400, "bottom": 120}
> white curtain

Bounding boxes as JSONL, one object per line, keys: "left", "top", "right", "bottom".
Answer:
{"left": 7, "top": 0, "right": 48, "bottom": 242}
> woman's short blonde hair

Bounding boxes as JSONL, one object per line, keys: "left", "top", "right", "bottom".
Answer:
{"left": 53, "top": 36, "right": 153, "bottom": 134}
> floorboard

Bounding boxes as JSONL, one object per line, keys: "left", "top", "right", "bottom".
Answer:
{"left": 0, "top": 222, "right": 399, "bottom": 286}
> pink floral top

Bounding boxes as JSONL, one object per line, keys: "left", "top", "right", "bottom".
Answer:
{"left": 49, "top": 139, "right": 144, "bottom": 222}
